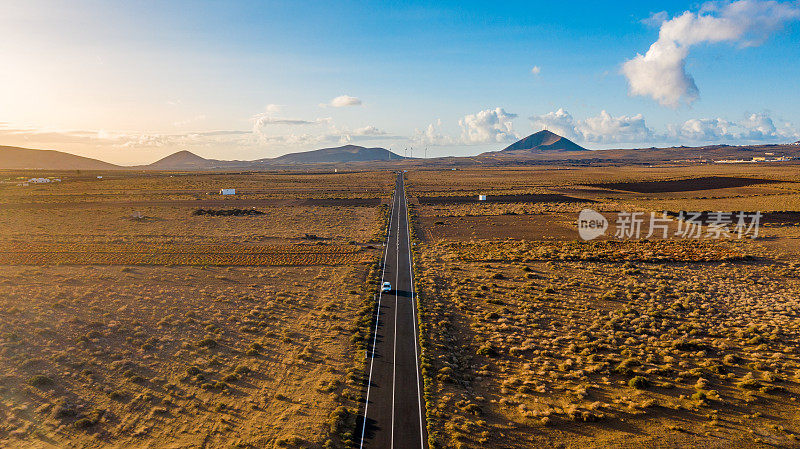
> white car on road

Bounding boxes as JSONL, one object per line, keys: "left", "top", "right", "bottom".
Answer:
{"left": 381, "top": 282, "right": 392, "bottom": 293}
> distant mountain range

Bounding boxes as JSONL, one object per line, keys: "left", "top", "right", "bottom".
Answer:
{"left": 143, "top": 150, "right": 227, "bottom": 170}
{"left": 0, "top": 146, "right": 120, "bottom": 170}
{"left": 484, "top": 130, "right": 587, "bottom": 155}
{"left": 269, "top": 145, "right": 403, "bottom": 164}
{"left": 3, "top": 134, "right": 800, "bottom": 170}
{"left": 0, "top": 144, "right": 405, "bottom": 170}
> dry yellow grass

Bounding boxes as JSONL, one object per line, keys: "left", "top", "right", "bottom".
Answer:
{"left": 0, "top": 264, "right": 371, "bottom": 448}
{"left": 416, "top": 240, "right": 800, "bottom": 448}
{"left": 0, "top": 242, "right": 373, "bottom": 266}
{"left": 0, "top": 169, "right": 396, "bottom": 448}
{"left": 0, "top": 170, "right": 394, "bottom": 204}
{"left": 408, "top": 166, "right": 800, "bottom": 448}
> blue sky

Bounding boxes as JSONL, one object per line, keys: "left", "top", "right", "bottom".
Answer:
{"left": 0, "top": 0, "right": 798, "bottom": 164}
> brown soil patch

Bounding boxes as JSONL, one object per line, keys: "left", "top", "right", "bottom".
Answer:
{"left": 418, "top": 212, "right": 691, "bottom": 242}
{"left": 664, "top": 211, "right": 800, "bottom": 226}
{"left": 301, "top": 197, "right": 381, "bottom": 207}
{"left": 591, "top": 177, "right": 782, "bottom": 193}
{"left": 419, "top": 214, "right": 578, "bottom": 241}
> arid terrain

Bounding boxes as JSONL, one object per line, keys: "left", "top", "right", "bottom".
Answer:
{"left": 3, "top": 163, "right": 800, "bottom": 448}
{"left": 0, "top": 170, "right": 394, "bottom": 448}
{"left": 407, "top": 164, "right": 800, "bottom": 448}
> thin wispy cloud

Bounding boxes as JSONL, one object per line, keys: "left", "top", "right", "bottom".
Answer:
{"left": 353, "top": 125, "right": 387, "bottom": 136}
{"left": 251, "top": 107, "right": 333, "bottom": 133}
{"left": 265, "top": 104, "right": 283, "bottom": 114}
{"left": 0, "top": 120, "right": 398, "bottom": 163}
{"left": 253, "top": 116, "right": 332, "bottom": 126}
{"left": 173, "top": 115, "right": 207, "bottom": 127}
{"left": 322, "top": 95, "right": 363, "bottom": 108}
{"left": 641, "top": 11, "right": 669, "bottom": 27}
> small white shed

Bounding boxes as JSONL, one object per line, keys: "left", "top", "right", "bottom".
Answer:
{"left": 220, "top": 188, "right": 236, "bottom": 195}
{"left": 478, "top": 194, "right": 487, "bottom": 201}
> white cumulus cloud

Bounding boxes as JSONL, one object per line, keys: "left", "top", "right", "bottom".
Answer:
{"left": 529, "top": 109, "right": 581, "bottom": 141}
{"left": 459, "top": 107, "right": 519, "bottom": 144}
{"left": 413, "top": 119, "right": 454, "bottom": 146}
{"left": 530, "top": 109, "right": 653, "bottom": 143}
{"left": 668, "top": 112, "right": 799, "bottom": 142}
{"left": 740, "top": 112, "right": 778, "bottom": 139}
{"left": 672, "top": 118, "right": 736, "bottom": 141}
{"left": 581, "top": 111, "right": 653, "bottom": 143}
{"left": 532, "top": 108, "right": 799, "bottom": 145}
{"left": 622, "top": 0, "right": 800, "bottom": 107}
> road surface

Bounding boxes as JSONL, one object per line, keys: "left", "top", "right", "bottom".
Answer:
{"left": 357, "top": 173, "right": 427, "bottom": 448}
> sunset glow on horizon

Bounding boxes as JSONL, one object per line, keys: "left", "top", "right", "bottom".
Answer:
{"left": 1, "top": 0, "right": 799, "bottom": 165}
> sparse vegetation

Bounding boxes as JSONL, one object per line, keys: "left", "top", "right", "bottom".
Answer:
{"left": 408, "top": 166, "right": 800, "bottom": 448}
{"left": 4, "top": 164, "right": 800, "bottom": 448}
{"left": 0, "top": 170, "right": 394, "bottom": 448}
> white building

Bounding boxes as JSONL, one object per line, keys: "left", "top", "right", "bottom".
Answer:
{"left": 28, "top": 178, "right": 51, "bottom": 183}
{"left": 478, "top": 194, "right": 487, "bottom": 201}
{"left": 220, "top": 188, "right": 236, "bottom": 195}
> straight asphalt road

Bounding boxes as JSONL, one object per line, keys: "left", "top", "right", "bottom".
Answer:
{"left": 357, "top": 172, "right": 427, "bottom": 448}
